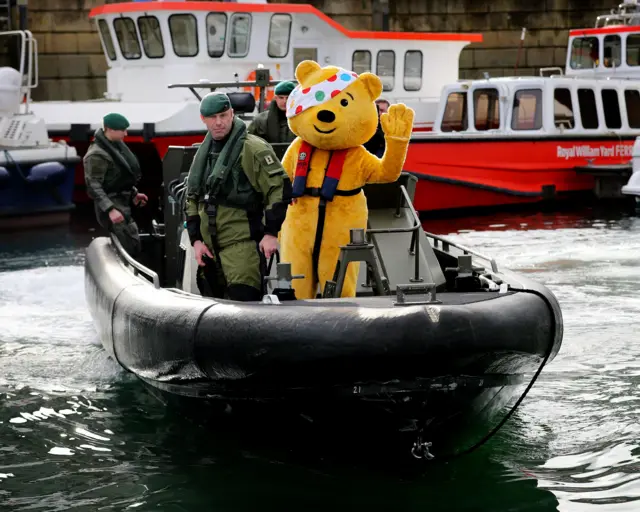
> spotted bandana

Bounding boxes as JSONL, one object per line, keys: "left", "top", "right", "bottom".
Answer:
{"left": 286, "top": 67, "right": 359, "bottom": 119}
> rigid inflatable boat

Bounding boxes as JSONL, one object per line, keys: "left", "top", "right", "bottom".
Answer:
{"left": 84, "top": 94, "right": 563, "bottom": 460}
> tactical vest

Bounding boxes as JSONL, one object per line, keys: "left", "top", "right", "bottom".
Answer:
{"left": 204, "top": 149, "right": 262, "bottom": 212}
{"left": 84, "top": 143, "right": 137, "bottom": 195}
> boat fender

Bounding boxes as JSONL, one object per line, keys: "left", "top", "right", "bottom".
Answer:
{"left": 25, "top": 161, "right": 67, "bottom": 188}
{"left": 0, "top": 166, "right": 10, "bottom": 190}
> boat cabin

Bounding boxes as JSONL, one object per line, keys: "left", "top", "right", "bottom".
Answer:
{"left": 88, "top": 1, "right": 480, "bottom": 128}
{"left": 431, "top": 76, "right": 640, "bottom": 137}
{"left": 565, "top": 1, "right": 640, "bottom": 79}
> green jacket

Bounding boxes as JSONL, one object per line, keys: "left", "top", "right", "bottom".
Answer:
{"left": 185, "top": 132, "right": 291, "bottom": 250}
{"left": 83, "top": 131, "right": 141, "bottom": 214}
{"left": 247, "top": 100, "right": 296, "bottom": 144}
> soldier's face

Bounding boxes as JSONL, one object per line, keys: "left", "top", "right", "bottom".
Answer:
{"left": 275, "top": 95, "right": 288, "bottom": 111}
{"left": 201, "top": 109, "right": 234, "bottom": 140}
{"left": 105, "top": 128, "right": 127, "bottom": 142}
{"left": 376, "top": 101, "right": 389, "bottom": 114}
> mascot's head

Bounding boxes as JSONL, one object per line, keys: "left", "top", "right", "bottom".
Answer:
{"left": 286, "top": 61, "right": 383, "bottom": 151}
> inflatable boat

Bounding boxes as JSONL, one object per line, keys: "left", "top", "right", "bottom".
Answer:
{"left": 84, "top": 94, "right": 563, "bottom": 460}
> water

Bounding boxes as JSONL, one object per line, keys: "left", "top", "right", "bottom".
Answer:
{"left": 1, "top": 206, "right": 640, "bottom": 511}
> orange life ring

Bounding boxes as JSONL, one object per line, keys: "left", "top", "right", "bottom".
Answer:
{"left": 243, "top": 70, "right": 275, "bottom": 104}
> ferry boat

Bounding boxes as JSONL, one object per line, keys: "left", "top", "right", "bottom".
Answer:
{"left": 0, "top": 30, "right": 79, "bottom": 230}
{"left": 407, "top": 0, "right": 640, "bottom": 215}
{"left": 28, "top": 0, "right": 481, "bottom": 210}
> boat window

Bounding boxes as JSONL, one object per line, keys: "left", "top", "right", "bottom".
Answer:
{"left": 626, "top": 34, "right": 640, "bottom": 66}
{"left": 440, "top": 92, "right": 467, "bottom": 132}
{"left": 376, "top": 50, "right": 395, "bottom": 91}
{"left": 569, "top": 37, "right": 599, "bottom": 69}
{"left": 228, "top": 13, "right": 251, "bottom": 58}
{"left": 206, "top": 13, "right": 227, "bottom": 58}
{"left": 603, "top": 35, "right": 621, "bottom": 68}
{"left": 553, "top": 88, "right": 574, "bottom": 129}
{"left": 577, "top": 88, "right": 599, "bottom": 129}
{"left": 352, "top": 50, "right": 371, "bottom": 74}
{"left": 97, "top": 19, "right": 116, "bottom": 61}
{"left": 137, "top": 16, "right": 164, "bottom": 59}
{"left": 473, "top": 88, "right": 500, "bottom": 131}
{"left": 294, "top": 48, "right": 317, "bottom": 70}
{"left": 168, "top": 14, "right": 198, "bottom": 57}
{"left": 113, "top": 17, "right": 141, "bottom": 60}
{"left": 403, "top": 50, "right": 422, "bottom": 91}
{"left": 511, "top": 89, "right": 542, "bottom": 131}
{"left": 624, "top": 89, "right": 640, "bottom": 128}
{"left": 601, "top": 89, "right": 622, "bottom": 129}
{"left": 268, "top": 14, "right": 292, "bottom": 58}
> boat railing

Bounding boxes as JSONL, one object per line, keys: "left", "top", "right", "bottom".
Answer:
{"left": 365, "top": 183, "right": 499, "bottom": 285}
{"left": 110, "top": 233, "right": 161, "bottom": 289}
{"left": 168, "top": 68, "right": 296, "bottom": 113}
{"left": 595, "top": 12, "right": 640, "bottom": 27}
{"left": 0, "top": 30, "right": 38, "bottom": 114}
{"left": 424, "top": 231, "right": 499, "bottom": 274}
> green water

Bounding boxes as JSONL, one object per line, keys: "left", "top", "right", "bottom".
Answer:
{"left": 1, "top": 207, "right": 639, "bottom": 511}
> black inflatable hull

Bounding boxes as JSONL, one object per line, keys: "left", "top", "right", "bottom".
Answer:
{"left": 85, "top": 237, "right": 562, "bottom": 458}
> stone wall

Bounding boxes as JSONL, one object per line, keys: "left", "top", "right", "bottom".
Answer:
{"left": 16, "top": 0, "right": 619, "bottom": 101}
{"left": 25, "top": 0, "right": 113, "bottom": 101}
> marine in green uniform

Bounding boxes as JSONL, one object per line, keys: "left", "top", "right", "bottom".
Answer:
{"left": 247, "top": 81, "right": 296, "bottom": 144}
{"left": 83, "top": 113, "right": 148, "bottom": 258}
{"left": 184, "top": 92, "right": 292, "bottom": 302}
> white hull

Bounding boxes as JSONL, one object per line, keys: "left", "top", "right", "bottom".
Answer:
{"left": 30, "top": 97, "right": 439, "bottom": 135}
{"left": 0, "top": 142, "right": 78, "bottom": 164}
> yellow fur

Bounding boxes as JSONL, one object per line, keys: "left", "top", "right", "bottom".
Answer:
{"left": 279, "top": 60, "right": 415, "bottom": 299}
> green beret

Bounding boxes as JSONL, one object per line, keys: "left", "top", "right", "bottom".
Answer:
{"left": 275, "top": 81, "right": 295, "bottom": 96}
{"left": 103, "top": 112, "right": 129, "bottom": 131}
{"left": 200, "top": 92, "right": 231, "bottom": 117}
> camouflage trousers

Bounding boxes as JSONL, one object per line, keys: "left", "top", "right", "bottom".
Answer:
{"left": 196, "top": 239, "right": 265, "bottom": 302}
{"left": 95, "top": 198, "right": 141, "bottom": 258}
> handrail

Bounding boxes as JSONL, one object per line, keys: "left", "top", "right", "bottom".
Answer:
{"left": 110, "top": 234, "right": 160, "bottom": 289}
{"left": 366, "top": 185, "right": 423, "bottom": 282}
{"left": 423, "top": 231, "right": 499, "bottom": 273}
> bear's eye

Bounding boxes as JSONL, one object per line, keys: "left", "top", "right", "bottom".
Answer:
{"left": 340, "top": 98, "right": 349, "bottom": 107}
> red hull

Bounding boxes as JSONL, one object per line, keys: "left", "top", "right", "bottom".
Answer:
{"left": 53, "top": 133, "right": 633, "bottom": 214}
{"left": 406, "top": 138, "right": 635, "bottom": 213}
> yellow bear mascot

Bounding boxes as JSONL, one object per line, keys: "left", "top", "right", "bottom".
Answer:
{"left": 279, "top": 60, "right": 414, "bottom": 299}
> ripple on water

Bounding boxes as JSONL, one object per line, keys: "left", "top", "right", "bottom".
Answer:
{"left": 0, "top": 264, "right": 124, "bottom": 393}
{"left": 2, "top": 211, "right": 640, "bottom": 509}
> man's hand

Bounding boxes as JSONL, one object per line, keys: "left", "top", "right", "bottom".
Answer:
{"left": 193, "top": 240, "right": 214, "bottom": 267}
{"left": 108, "top": 209, "right": 125, "bottom": 224}
{"left": 133, "top": 192, "right": 148, "bottom": 206}
{"left": 259, "top": 234, "right": 278, "bottom": 260}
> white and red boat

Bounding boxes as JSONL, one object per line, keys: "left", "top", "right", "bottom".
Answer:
{"left": 407, "top": 0, "right": 640, "bottom": 214}
{"left": 28, "top": 0, "right": 480, "bottom": 208}
{"left": 29, "top": 0, "right": 640, "bottom": 216}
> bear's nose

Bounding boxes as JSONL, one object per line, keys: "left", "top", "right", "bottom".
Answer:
{"left": 316, "top": 110, "right": 335, "bottom": 123}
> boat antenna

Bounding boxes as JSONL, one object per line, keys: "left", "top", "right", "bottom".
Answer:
{"left": 514, "top": 27, "right": 527, "bottom": 75}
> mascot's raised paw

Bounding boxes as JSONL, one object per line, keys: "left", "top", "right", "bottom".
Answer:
{"left": 380, "top": 103, "right": 415, "bottom": 141}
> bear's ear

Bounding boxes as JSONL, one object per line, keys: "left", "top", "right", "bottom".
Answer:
{"left": 295, "top": 60, "right": 322, "bottom": 84}
{"left": 358, "top": 72, "right": 383, "bottom": 101}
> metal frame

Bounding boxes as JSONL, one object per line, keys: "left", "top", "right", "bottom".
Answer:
{"left": 365, "top": 184, "right": 499, "bottom": 287}
{"left": 425, "top": 232, "right": 499, "bottom": 274}
{"left": 366, "top": 184, "right": 423, "bottom": 283}
{"left": 0, "top": 30, "right": 38, "bottom": 114}
{"left": 110, "top": 234, "right": 160, "bottom": 288}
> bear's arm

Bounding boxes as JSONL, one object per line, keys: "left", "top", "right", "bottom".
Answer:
{"left": 358, "top": 138, "right": 409, "bottom": 184}
{"left": 281, "top": 137, "right": 301, "bottom": 182}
